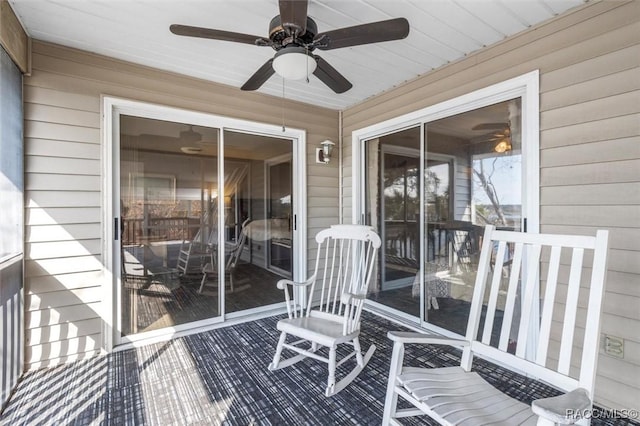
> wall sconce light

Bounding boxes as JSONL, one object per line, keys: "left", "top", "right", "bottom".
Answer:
{"left": 316, "top": 140, "right": 335, "bottom": 164}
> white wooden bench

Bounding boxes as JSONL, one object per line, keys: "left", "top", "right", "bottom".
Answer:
{"left": 383, "top": 225, "right": 609, "bottom": 426}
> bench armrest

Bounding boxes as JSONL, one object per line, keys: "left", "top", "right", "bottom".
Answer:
{"left": 531, "top": 388, "right": 591, "bottom": 425}
{"left": 387, "top": 331, "right": 469, "bottom": 347}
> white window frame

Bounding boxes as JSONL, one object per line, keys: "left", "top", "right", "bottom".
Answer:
{"left": 102, "top": 96, "right": 307, "bottom": 351}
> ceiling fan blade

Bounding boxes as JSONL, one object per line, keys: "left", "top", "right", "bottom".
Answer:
{"left": 241, "top": 59, "right": 275, "bottom": 91}
{"left": 313, "top": 56, "right": 352, "bottom": 94}
{"left": 278, "top": 0, "right": 308, "bottom": 35}
{"left": 170, "top": 24, "right": 267, "bottom": 45}
{"left": 314, "top": 17, "right": 409, "bottom": 50}
{"left": 472, "top": 122, "right": 508, "bottom": 131}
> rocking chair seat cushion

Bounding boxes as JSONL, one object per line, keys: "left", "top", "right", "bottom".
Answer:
{"left": 397, "top": 366, "right": 538, "bottom": 425}
{"left": 277, "top": 317, "right": 357, "bottom": 348}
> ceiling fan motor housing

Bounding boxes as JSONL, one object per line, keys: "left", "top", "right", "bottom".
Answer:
{"left": 269, "top": 15, "right": 318, "bottom": 49}
{"left": 179, "top": 127, "right": 202, "bottom": 143}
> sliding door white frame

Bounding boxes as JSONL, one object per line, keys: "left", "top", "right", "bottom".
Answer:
{"left": 352, "top": 71, "right": 540, "bottom": 331}
{"left": 102, "top": 96, "right": 306, "bottom": 351}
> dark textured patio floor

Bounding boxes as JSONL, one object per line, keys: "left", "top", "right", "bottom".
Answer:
{"left": 1, "top": 312, "right": 636, "bottom": 425}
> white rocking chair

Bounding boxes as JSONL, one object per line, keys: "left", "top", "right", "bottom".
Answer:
{"left": 199, "top": 218, "right": 251, "bottom": 294}
{"left": 383, "top": 225, "right": 609, "bottom": 426}
{"left": 269, "top": 224, "right": 381, "bottom": 397}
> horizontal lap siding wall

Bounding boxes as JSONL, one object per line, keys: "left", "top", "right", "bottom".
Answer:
{"left": 341, "top": 1, "right": 639, "bottom": 411}
{"left": 24, "top": 41, "right": 338, "bottom": 369}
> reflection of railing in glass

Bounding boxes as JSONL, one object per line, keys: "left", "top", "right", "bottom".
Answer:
{"left": 384, "top": 220, "right": 417, "bottom": 259}
{"left": 122, "top": 217, "right": 197, "bottom": 244}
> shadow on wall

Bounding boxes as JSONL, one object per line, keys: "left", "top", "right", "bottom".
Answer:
{"left": 23, "top": 196, "right": 111, "bottom": 372}
{"left": 7, "top": 221, "right": 115, "bottom": 421}
{"left": 1, "top": 255, "right": 24, "bottom": 411}
{"left": 25, "top": 258, "right": 104, "bottom": 370}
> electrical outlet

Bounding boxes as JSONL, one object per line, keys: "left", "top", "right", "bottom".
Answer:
{"left": 604, "top": 335, "right": 624, "bottom": 358}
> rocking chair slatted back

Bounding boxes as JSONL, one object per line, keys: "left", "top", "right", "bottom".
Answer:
{"left": 311, "top": 225, "right": 380, "bottom": 335}
{"left": 463, "top": 226, "right": 609, "bottom": 394}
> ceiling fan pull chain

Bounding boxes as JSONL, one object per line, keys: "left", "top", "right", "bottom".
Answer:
{"left": 281, "top": 77, "right": 286, "bottom": 132}
{"left": 305, "top": 47, "right": 310, "bottom": 83}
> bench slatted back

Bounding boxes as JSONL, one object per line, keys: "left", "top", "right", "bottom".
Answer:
{"left": 462, "top": 225, "right": 609, "bottom": 396}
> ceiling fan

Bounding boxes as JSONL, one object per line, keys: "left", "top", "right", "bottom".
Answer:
{"left": 472, "top": 122, "right": 512, "bottom": 153}
{"left": 134, "top": 125, "right": 217, "bottom": 154}
{"left": 170, "top": 0, "right": 410, "bottom": 93}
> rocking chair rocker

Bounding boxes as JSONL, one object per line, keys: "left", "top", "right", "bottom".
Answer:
{"left": 269, "top": 224, "right": 381, "bottom": 396}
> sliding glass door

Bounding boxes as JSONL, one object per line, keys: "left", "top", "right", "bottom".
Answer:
{"left": 222, "top": 131, "right": 294, "bottom": 314}
{"left": 422, "top": 99, "right": 523, "bottom": 336}
{"left": 356, "top": 73, "right": 537, "bottom": 334}
{"left": 119, "top": 116, "right": 222, "bottom": 336}
{"left": 364, "top": 127, "right": 421, "bottom": 318}
{"left": 108, "top": 100, "right": 305, "bottom": 346}
{"left": 267, "top": 157, "right": 293, "bottom": 276}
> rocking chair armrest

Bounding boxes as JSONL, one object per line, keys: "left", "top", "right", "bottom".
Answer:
{"left": 341, "top": 292, "right": 366, "bottom": 303}
{"left": 387, "top": 331, "right": 469, "bottom": 347}
{"left": 531, "top": 388, "right": 592, "bottom": 425}
{"left": 276, "top": 275, "right": 315, "bottom": 290}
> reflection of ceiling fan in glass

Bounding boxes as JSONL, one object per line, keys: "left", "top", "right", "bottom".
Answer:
{"left": 179, "top": 125, "right": 202, "bottom": 143}
{"left": 177, "top": 125, "right": 217, "bottom": 154}
{"left": 472, "top": 122, "right": 512, "bottom": 153}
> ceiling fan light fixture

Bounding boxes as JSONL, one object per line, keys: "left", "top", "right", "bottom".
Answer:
{"left": 181, "top": 146, "right": 203, "bottom": 154}
{"left": 272, "top": 46, "right": 316, "bottom": 80}
{"left": 494, "top": 139, "right": 512, "bottom": 153}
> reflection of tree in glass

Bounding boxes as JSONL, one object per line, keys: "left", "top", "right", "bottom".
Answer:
{"left": 474, "top": 157, "right": 506, "bottom": 225}
{"left": 383, "top": 165, "right": 451, "bottom": 223}
{"left": 473, "top": 156, "right": 520, "bottom": 226}
{"left": 425, "top": 169, "right": 440, "bottom": 202}
{"left": 383, "top": 166, "right": 420, "bottom": 221}
{"left": 425, "top": 169, "right": 449, "bottom": 222}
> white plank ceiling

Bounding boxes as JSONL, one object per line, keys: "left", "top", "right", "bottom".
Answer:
{"left": 9, "top": 0, "right": 586, "bottom": 110}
